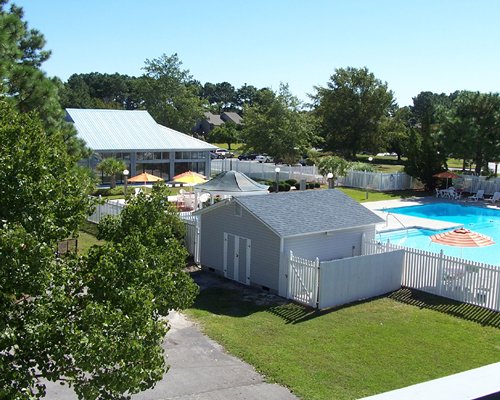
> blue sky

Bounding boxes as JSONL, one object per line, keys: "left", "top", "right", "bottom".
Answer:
{"left": 13, "top": 0, "right": 500, "bottom": 106}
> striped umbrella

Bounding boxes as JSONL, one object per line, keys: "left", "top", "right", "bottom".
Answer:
{"left": 430, "top": 228, "right": 495, "bottom": 247}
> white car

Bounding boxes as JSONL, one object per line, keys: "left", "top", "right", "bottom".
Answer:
{"left": 255, "top": 154, "right": 272, "bottom": 163}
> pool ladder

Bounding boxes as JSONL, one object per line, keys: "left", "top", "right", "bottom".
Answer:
{"left": 385, "top": 212, "right": 409, "bottom": 236}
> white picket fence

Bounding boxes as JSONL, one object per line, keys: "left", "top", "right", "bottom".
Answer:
{"left": 288, "top": 251, "right": 319, "bottom": 307}
{"left": 212, "top": 159, "right": 415, "bottom": 191}
{"left": 181, "top": 213, "right": 200, "bottom": 263}
{"left": 363, "top": 239, "right": 500, "bottom": 311}
{"left": 287, "top": 250, "right": 404, "bottom": 309}
{"left": 459, "top": 175, "right": 500, "bottom": 196}
{"left": 211, "top": 159, "right": 321, "bottom": 183}
{"left": 337, "top": 170, "right": 414, "bottom": 191}
{"left": 87, "top": 199, "right": 125, "bottom": 224}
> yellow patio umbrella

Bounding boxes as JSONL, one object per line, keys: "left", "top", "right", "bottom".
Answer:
{"left": 127, "top": 172, "right": 164, "bottom": 186}
{"left": 172, "top": 171, "right": 207, "bottom": 185}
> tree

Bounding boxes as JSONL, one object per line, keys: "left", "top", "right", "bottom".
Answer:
{"left": 207, "top": 121, "right": 240, "bottom": 150}
{"left": 0, "top": 102, "right": 198, "bottom": 398}
{"left": 379, "top": 106, "right": 412, "bottom": 161}
{"left": 96, "top": 157, "right": 127, "bottom": 189}
{"left": 404, "top": 92, "right": 448, "bottom": 190}
{"left": 140, "top": 53, "right": 205, "bottom": 133}
{"left": 241, "top": 84, "right": 319, "bottom": 164}
{"left": 236, "top": 83, "right": 259, "bottom": 111}
{"left": 317, "top": 155, "right": 350, "bottom": 187}
{"left": 441, "top": 91, "right": 500, "bottom": 174}
{"left": 0, "top": 101, "right": 94, "bottom": 398}
{"left": 0, "top": 2, "right": 87, "bottom": 158}
{"left": 312, "top": 67, "right": 394, "bottom": 159}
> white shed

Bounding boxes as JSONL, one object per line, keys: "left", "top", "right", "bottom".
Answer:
{"left": 196, "top": 189, "right": 384, "bottom": 297}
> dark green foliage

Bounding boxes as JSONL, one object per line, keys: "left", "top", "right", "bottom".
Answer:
{"left": 285, "top": 179, "right": 297, "bottom": 187}
{"left": 0, "top": 102, "right": 198, "bottom": 399}
{"left": 241, "top": 84, "right": 320, "bottom": 164}
{"left": 312, "top": 67, "right": 394, "bottom": 159}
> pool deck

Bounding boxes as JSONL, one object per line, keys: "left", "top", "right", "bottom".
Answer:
{"left": 362, "top": 196, "right": 498, "bottom": 233}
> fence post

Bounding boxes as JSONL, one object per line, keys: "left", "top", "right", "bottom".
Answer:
{"left": 437, "top": 249, "right": 444, "bottom": 295}
{"left": 98, "top": 195, "right": 102, "bottom": 223}
{"left": 287, "top": 251, "right": 293, "bottom": 300}
{"left": 315, "top": 257, "right": 320, "bottom": 308}
{"left": 361, "top": 233, "right": 366, "bottom": 255}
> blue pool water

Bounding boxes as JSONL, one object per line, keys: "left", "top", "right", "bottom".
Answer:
{"left": 379, "top": 203, "right": 500, "bottom": 266}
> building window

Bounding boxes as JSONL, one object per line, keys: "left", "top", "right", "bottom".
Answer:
{"left": 234, "top": 203, "right": 242, "bottom": 217}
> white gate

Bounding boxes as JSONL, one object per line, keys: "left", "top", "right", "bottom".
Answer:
{"left": 183, "top": 214, "right": 200, "bottom": 264}
{"left": 288, "top": 251, "right": 319, "bottom": 307}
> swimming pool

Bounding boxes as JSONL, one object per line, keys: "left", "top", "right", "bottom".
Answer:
{"left": 379, "top": 203, "right": 500, "bottom": 266}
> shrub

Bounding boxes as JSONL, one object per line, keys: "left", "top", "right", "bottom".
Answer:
{"left": 285, "top": 179, "right": 297, "bottom": 186}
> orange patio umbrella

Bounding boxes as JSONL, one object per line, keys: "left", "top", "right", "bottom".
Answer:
{"left": 172, "top": 170, "right": 207, "bottom": 185}
{"left": 430, "top": 228, "right": 495, "bottom": 248}
{"left": 433, "top": 171, "right": 460, "bottom": 188}
{"left": 127, "top": 172, "right": 164, "bottom": 185}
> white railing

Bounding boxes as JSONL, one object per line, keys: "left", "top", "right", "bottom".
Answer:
{"left": 288, "top": 251, "right": 319, "bottom": 307}
{"left": 363, "top": 239, "right": 500, "bottom": 311}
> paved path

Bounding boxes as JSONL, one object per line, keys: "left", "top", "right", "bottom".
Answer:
{"left": 44, "top": 274, "right": 297, "bottom": 400}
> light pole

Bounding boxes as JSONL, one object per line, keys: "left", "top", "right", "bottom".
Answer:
{"left": 365, "top": 157, "right": 373, "bottom": 199}
{"left": 274, "top": 167, "right": 280, "bottom": 193}
{"left": 123, "top": 169, "right": 129, "bottom": 196}
{"left": 327, "top": 172, "right": 334, "bottom": 189}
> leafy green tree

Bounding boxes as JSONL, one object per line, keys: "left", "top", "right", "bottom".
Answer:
{"left": 207, "top": 121, "right": 240, "bottom": 150}
{"left": 404, "top": 92, "right": 448, "bottom": 190}
{"left": 441, "top": 91, "right": 500, "bottom": 174}
{"left": 236, "top": 83, "right": 259, "bottom": 110}
{"left": 241, "top": 84, "right": 319, "bottom": 164}
{"left": 0, "top": 102, "right": 198, "bottom": 398}
{"left": 379, "top": 106, "right": 412, "bottom": 161}
{"left": 317, "top": 155, "right": 350, "bottom": 186}
{"left": 312, "top": 67, "right": 394, "bottom": 159}
{"left": 0, "top": 101, "right": 94, "bottom": 398}
{"left": 140, "top": 53, "right": 205, "bottom": 133}
{"left": 96, "top": 157, "right": 127, "bottom": 189}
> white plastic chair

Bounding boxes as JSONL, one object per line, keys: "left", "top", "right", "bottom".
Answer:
{"left": 485, "top": 192, "right": 500, "bottom": 204}
{"left": 468, "top": 189, "right": 485, "bottom": 201}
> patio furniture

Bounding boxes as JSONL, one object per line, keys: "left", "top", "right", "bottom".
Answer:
{"left": 484, "top": 192, "right": 500, "bottom": 204}
{"left": 468, "top": 189, "right": 485, "bottom": 201}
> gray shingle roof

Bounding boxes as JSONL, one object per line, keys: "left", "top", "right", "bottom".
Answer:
{"left": 204, "top": 112, "right": 224, "bottom": 126}
{"left": 66, "top": 108, "right": 217, "bottom": 151}
{"left": 235, "top": 190, "right": 384, "bottom": 237}
{"left": 221, "top": 112, "right": 242, "bottom": 124}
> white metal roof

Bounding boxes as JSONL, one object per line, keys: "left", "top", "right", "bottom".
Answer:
{"left": 66, "top": 108, "right": 217, "bottom": 151}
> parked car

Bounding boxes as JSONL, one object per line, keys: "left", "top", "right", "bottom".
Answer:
{"left": 238, "top": 153, "right": 258, "bottom": 161}
{"left": 211, "top": 148, "right": 234, "bottom": 159}
{"left": 256, "top": 154, "right": 273, "bottom": 163}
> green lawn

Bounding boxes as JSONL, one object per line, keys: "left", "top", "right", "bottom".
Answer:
{"left": 186, "top": 286, "right": 500, "bottom": 400}
{"left": 76, "top": 221, "right": 104, "bottom": 254}
{"left": 338, "top": 187, "right": 431, "bottom": 203}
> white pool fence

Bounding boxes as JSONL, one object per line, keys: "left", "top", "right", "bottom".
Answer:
{"left": 363, "top": 238, "right": 500, "bottom": 312}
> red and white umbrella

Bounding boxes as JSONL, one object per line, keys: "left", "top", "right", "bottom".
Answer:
{"left": 430, "top": 228, "right": 495, "bottom": 248}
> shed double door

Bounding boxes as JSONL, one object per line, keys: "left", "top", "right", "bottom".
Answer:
{"left": 223, "top": 233, "right": 251, "bottom": 285}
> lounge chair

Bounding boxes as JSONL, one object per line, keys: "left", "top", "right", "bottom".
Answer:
{"left": 484, "top": 191, "right": 500, "bottom": 204}
{"left": 468, "top": 189, "right": 485, "bottom": 201}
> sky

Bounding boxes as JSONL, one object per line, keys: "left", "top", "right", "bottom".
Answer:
{"left": 12, "top": 0, "right": 500, "bottom": 106}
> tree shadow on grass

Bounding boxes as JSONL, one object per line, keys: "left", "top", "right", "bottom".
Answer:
{"left": 190, "top": 271, "right": 500, "bottom": 328}
{"left": 388, "top": 288, "right": 500, "bottom": 329}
